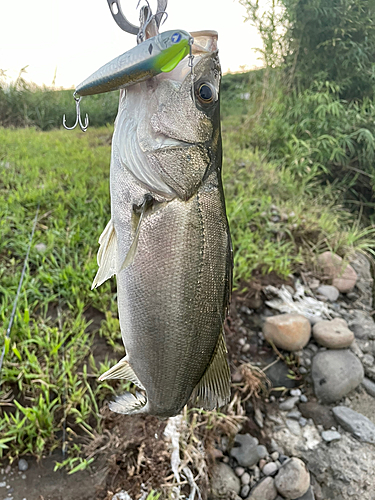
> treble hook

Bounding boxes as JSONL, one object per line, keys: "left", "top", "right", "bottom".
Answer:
{"left": 62, "top": 93, "right": 89, "bottom": 132}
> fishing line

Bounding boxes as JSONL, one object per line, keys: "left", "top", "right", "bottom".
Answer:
{"left": 0, "top": 202, "right": 40, "bottom": 380}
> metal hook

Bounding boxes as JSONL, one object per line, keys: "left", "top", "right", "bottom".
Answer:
{"left": 107, "top": 0, "right": 168, "bottom": 35}
{"left": 63, "top": 93, "right": 89, "bottom": 132}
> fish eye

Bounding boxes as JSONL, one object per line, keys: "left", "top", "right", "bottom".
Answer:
{"left": 197, "top": 83, "right": 215, "bottom": 104}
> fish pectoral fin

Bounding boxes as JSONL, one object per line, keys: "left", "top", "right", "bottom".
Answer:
{"left": 98, "top": 357, "right": 145, "bottom": 390}
{"left": 119, "top": 194, "right": 153, "bottom": 272}
{"left": 91, "top": 219, "right": 117, "bottom": 289}
{"left": 191, "top": 332, "right": 231, "bottom": 411}
{"left": 109, "top": 392, "right": 147, "bottom": 415}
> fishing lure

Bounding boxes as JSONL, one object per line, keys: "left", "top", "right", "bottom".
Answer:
{"left": 63, "top": 29, "right": 193, "bottom": 131}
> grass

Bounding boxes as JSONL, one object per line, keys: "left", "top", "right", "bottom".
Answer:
{"left": 0, "top": 120, "right": 372, "bottom": 481}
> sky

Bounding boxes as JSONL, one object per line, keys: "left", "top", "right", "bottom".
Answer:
{"left": 1, "top": 0, "right": 263, "bottom": 89}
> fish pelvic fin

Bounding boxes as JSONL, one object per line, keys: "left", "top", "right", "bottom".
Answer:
{"left": 109, "top": 392, "right": 147, "bottom": 415}
{"left": 98, "top": 357, "right": 145, "bottom": 390}
{"left": 91, "top": 219, "right": 117, "bottom": 289}
{"left": 191, "top": 331, "right": 231, "bottom": 411}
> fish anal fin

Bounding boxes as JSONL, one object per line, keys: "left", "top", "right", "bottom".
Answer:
{"left": 109, "top": 392, "right": 147, "bottom": 415}
{"left": 91, "top": 219, "right": 117, "bottom": 289}
{"left": 191, "top": 332, "right": 231, "bottom": 411}
{"left": 98, "top": 357, "right": 145, "bottom": 390}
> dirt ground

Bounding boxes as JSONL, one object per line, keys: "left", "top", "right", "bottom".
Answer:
{"left": 1, "top": 275, "right": 291, "bottom": 500}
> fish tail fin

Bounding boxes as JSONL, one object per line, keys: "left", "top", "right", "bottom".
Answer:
{"left": 109, "top": 392, "right": 147, "bottom": 415}
{"left": 91, "top": 219, "right": 117, "bottom": 290}
{"left": 98, "top": 357, "right": 145, "bottom": 390}
{"left": 191, "top": 331, "right": 231, "bottom": 410}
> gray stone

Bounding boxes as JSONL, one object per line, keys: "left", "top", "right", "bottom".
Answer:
{"left": 246, "top": 477, "right": 278, "bottom": 500}
{"left": 349, "top": 311, "right": 375, "bottom": 340}
{"left": 262, "top": 462, "right": 278, "bottom": 476}
{"left": 299, "top": 417, "right": 308, "bottom": 427}
{"left": 266, "top": 359, "right": 298, "bottom": 389}
{"left": 332, "top": 406, "right": 375, "bottom": 444}
{"left": 111, "top": 492, "right": 132, "bottom": 500}
{"left": 299, "top": 401, "right": 336, "bottom": 429}
{"left": 17, "top": 459, "right": 28, "bottom": 472}
{"left": 275, "top": 458, "right": 310, "bottom": 499}
{"left": 241, "top": 485, "right": 250, "bottom": 498}
{"left": 311, "top": 350, "right": 364, "bottom": 403}
{"left": 362, "top": 377, "right": 375, "bottom": 398}
{"left": 286, "top": 419, "right": 301, "bottom": 436}
{"left": 302, "top": 433, "right": 375, "bottom": 500}
{"left": 300, "top": 395, "right": 308, "bottom": 403}
{"left": 362, "top": 353, "right": 374, "bottom": 366}
{"left": 256, "top": 445, "right": 268, "bottom": 459}
{"left": 271, "top": 451, "right": 279, "bottom": 461}
{"left": 279, "top": 396, "right": 299, "bottom": 411}
{"left": 211, "top": 462, "right": 241, "bottom": 498}
{"left": 230, "top": 434, "right": 260, "bottom": 468}
{"left": 241, "top": 472, "right": 251, "bottom": 485}
{"left": 321, "top": 430, "right": 341, "bottom": 442}
{"left": 296, "top": 486, "right": 315, "bottom": 500}
{"left": 349, "top": 252, "right": 373, "bottom": 309}
{"left": 316, "top": 285, "right": 339, "bottom": 302}
{"left": 290, "top": 388, "right": 302, "bottom": 397}
{"left": 287, "top": 409, "right": 302, "bottom": 420}
{"left": 312, "top": 318, "right": 354, "bottom": 349}
{"left": 235, "top": 466, "right": 245, "bottom": 477}
{"left": 254, "top": 408, "right": 264, "bottom": 428}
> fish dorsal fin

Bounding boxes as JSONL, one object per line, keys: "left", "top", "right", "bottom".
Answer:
{"left": 98, "top": 356, "right": 145, "bottom": 390}
{"left": 191, "top": 332, "right": 231, "bottom": 410}
{"left": 91, "top": 219, "right": 117, "bottom": 289}
{"left": 109, "top": 392, "right": 147, "bottom": 415}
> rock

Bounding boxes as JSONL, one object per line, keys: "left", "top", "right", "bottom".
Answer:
{"left": 317, "top": 251, "right": 357, "bottom": 293}
{"left": 349, "top": 252, "right": 373, "bottom": 309}
{"left": 279, "top": 396, "right": 299, "bottom": 411}
{"left": 287, "top": 409, "right": 302, "bottom": 420}
{"left": 362, "top": 377, "right": 375, "bottom": 398}
{"left": 332, "top": 406, "right": 375, "bottom": 444}
{"left": 312, "top": 318, "right": 354, "bottom": 349}
{"left": 311, "top": 350, "right": 364, "bottom": 403}
{"left": 349, "top": 310, "right": 375, "bottom": 340}
{"left": 300, "top": 394, "right": 308, "bottom": 403}
{"left": 302, "top": 433, "right": 375, "bottom": 500}
{"left": 18, "top": 459, "right": 28, "bottom": 472}
{"left": 262, "top": 462, "right": 278, "bottom": 476}
{"left": 256, "top": 445, "right": 268, "bottom": 459}
{"left": 111, "top": 492, "right": 132, "bottom": 500}
{"left": 321, "top": 430, "right": 341, "bottom": 442}
{"left": 211, "top": 462, "right": 241, "bottom": 498}
{"left": 296, "top": 486, "right": 315, "bottom": 500}
{"left": 241, "top": 485, "right": 250, "bottom": 498}
{"left": 362, "top": 353, "right": 374, "bottom": 366}
{"left": 235, "top": 467, "right": 245, "bottom": 477}
{"left": 254, "top": 407, "right": 264, "bottom": 428}
{"left": 299, "top": 417, "right": 307, "bottom": 427}
{"left": 290, "top": 388, "right": 302, "bottom": 397}
{"left": 230, "top": 434, "right": 260, "bottom": 468}
{"left": 316, "top": 285, "right": 339, "bottom": 302}
{"left": 263, "top": 314, "right": 311, "bottom": 351}
{"left": 241, "top": 472, "right": 251, "bottom": 485}
{"left": 286, "top": 419, "right": 301, "bottom": 436}
{"left": 274, "top": 458, "right": 310, "bottom": 499}
{"left": 266, "top": 358, "right": 297, "bottom": 389}
{"left": 246, "top": 477, "right": 278, "bottom": 500}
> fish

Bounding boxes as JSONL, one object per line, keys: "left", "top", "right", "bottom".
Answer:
{"left": 93, "top": 30, "right": 232, "bottom": 418}
{"left": 75, "top": 29, "right": 192, "bottom": 97}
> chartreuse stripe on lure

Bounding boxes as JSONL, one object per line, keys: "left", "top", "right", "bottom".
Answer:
{"left": 75, "top": 29, "right": 192, "bottom": 97}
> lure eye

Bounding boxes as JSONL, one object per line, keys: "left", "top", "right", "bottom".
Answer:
{"left": 197, "top": 83, "right": 215, "bottom": 103}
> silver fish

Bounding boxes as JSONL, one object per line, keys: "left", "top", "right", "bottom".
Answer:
{"left": 93, "top": 31, "right": 232, "bottom": 418}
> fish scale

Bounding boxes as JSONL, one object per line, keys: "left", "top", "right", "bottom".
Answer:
{"left": 93, "top": 31, "right": 232, "bottom": 418}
